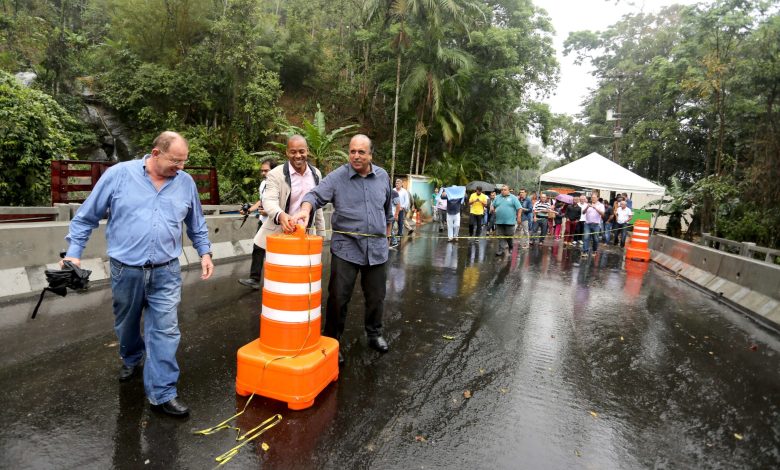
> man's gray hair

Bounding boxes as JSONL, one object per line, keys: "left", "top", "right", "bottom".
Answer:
{"left": 153, "top": 131, "right": 188, "bottom": 152}
{"left": 351, "top": 134, "right": 373, "bottom": 153}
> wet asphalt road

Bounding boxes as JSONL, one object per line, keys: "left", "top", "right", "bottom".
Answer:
{"left": 1, "top": 226, "right": 779, "bottom": 469}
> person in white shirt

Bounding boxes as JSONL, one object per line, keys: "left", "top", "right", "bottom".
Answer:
{"left": 436, "top": 188, "right": 448, "bottom": 232}
{"left": 576, "top": 195, "right": 588, "bottom": 246}
{"left": 613, "top": 200, "right": 633, "bottom": 248}
{"left": 395, "top": 179, "right": 411, "bottom": 238}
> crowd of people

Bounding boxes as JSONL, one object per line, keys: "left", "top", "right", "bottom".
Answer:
{"left": 431, "top": 186, "right": 634, "bottom": 258}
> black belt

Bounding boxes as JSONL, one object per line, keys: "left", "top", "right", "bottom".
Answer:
{"left": 123, "top": 259, "right": 175, "bottom": 269}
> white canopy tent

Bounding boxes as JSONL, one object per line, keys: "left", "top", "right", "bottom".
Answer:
{"left": 539, "top": 152, "right": 666, "bottom": 196}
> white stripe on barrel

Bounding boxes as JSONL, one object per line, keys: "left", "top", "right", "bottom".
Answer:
{"left": 266, "top": 252, "right": 322, "bottom": 267}
{"left": 264, "top": 279, "right": 322, "bottom": 295}
{"left": 262, "top": 306, "right": 321, "bottom": 323}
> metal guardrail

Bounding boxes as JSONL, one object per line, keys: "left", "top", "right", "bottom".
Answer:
{"left": 701, "top": 233, "right": 780, "bottom": 265}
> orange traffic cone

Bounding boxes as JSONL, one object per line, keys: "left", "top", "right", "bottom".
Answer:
{"left": 625, "top": 219, "right": 652, "bottom": 262}
{"left": 236, "top": 225, "right": 339, "bottom": 410}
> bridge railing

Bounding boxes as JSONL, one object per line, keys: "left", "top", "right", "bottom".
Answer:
{"left": 701, "top": 233, "right": 780, "bottom": 265}
{"left": 50, "top": 160, "right": 219, "bottom": 205}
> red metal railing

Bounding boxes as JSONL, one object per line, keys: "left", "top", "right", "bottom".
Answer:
{"left": 50, "top": 160, "right": 220, "bottom": 205}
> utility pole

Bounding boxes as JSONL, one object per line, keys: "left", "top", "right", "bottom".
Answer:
{"left": 605, "top": 73, "right": 629, "bottom": 162}
{"left": 613, "top": 82, "right": 622, "bottom": 163}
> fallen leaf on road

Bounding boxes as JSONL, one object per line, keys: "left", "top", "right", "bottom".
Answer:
{"left": 575, "top": 450, "right": 581, "bottom": 457}
{"left": 442, "top": 335, "right": 456, "bottom": 340}
{"left": 708, "top": 351, "right": 714, "bottom": 355}
{"left": 261, "top": 443, "right": 270, "bottom": 451}
{"left": 479, "top": 368, "right": 485, "bottom": 375}
{"left": 734, "top": 433, "right": 743, "bottom": 440}
{"left": 620, "top": 336, "right": 624, "bottom": 341}
{"left": 500, "top": 388, "right": 508, "bottom": 394}
{"left": 464, "top": 390, "right": 472, "bottom": 399}
{"left": 415, "top": 435, "right": 427, "bottom": 442}
{"left": 589, "top": 411, "right": 598, "bottom": 418}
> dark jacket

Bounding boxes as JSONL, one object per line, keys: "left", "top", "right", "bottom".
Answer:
{"left": 565, "top": 204, "right": 582, "bottom": 221}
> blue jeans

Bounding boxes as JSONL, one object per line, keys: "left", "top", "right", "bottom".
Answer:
{"left": 397, "top": 209, "right": 406, "bottom": 237}
{"left": 583, "top": 222, "right": 601, "bottom": 254}
{"left": 603, "top": 222, "right": 613, "bottom": 243}
{"left": 110, "top": 258, "right": 183, "bottom": 405}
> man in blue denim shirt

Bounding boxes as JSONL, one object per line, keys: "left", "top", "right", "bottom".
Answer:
{"left": 294, "top": 134, "right": 394, "bottom": 364}
{"left": 63, "top": 131, "right": 213, "bottom": 417}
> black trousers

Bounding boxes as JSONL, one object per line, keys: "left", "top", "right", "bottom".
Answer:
{"left": 248, "top": 220, "right": 266, "bottom": 281}
{"left": 469, "top": 214, "right": 483, "bottom": 236}
{"left": 323, "top": 254, "right": 386, "bottom": 341}
{"left": 249, "top": 244, "right": 266, "bottom": 281}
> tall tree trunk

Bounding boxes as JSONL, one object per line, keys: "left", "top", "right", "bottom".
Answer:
{"left": 421, "top": 136, "right": 429, "bottom": 174}
{"left": 390, "top": 50, "right": 401, "bottom": 184}
{"left": 415, "top": 132, "right": 422, "bottom": 174}
{"left": 409, "top": 131, "right": 416, "bottom": 175}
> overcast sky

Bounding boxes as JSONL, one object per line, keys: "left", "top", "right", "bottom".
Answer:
{"left": 532, "top": 0, "right": 706, "bottom": 116}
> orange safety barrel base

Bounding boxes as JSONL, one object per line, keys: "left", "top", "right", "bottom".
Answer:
{"left": 235, "top": 336, "right": 339, "bottom": 410}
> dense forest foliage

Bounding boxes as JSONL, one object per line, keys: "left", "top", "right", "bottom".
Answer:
{"left": 555, "top": 0, "right": 780, "bottom": 247}
{"left": 0, "top": 0, "right": 778, "bottom": 247}
{"left": 0, "top": 0, "right": 557, "bottom": 204}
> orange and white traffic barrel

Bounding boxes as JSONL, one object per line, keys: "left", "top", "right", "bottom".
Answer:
{"left": 236, "top": 225, "right": 339, "bottom": 410}
{"left": 626, "top": 219, "right": 652, "bottom": 262}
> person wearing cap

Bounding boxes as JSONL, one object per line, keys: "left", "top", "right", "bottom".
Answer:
{"left": 63, "top": 131, "right": 213, "bottom": 417}
{"left": 292, "top": 134, "right": 394, "bottom": 365}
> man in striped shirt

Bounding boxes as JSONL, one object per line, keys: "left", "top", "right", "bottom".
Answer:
{"left": 531, "top": 193, "right": 552, "bottom": 244}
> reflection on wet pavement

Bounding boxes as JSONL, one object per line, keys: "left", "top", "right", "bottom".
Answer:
{"left": 1, "top": 228, "right": 778, "bottom": 469}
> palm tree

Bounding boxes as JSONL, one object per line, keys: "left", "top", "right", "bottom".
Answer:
{"left": 387, "top": 0, "right": 483, "bottom": 180}
{"left": 402, "top": 37, "right": 472, "bottom": 174}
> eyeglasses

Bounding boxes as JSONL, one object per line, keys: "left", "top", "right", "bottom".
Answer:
{"left": 158, "top": 151, "right": 189, "bottom": 166}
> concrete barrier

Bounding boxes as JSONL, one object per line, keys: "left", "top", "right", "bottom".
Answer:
{"left": 0, "top": 209, "right": 333, "bottom": 300}
{"left": 650, "top": 235, "right": 780, "bottom": 330}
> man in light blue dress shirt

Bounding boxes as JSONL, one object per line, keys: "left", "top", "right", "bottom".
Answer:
{"left": 63, "top": 131, "right": 213, "bottom": 417}
{"left": 294, "top": 134, "right": 394, "bottom": 365}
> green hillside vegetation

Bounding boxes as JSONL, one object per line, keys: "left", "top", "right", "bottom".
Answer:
{"left": 0, "top": 0, "right": 778, "bottom": 248}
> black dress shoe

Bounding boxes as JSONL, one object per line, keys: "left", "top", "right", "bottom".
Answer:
{"left": 368, "top": 336, "right": 389, "bottom": 353}
{"left": 118, "top": 363, "right": 141, "bottom": 382}
{"left": 151, "top": 397, "right": 190, "bottom": 417}
{"left": 338, "top": 351, "right": 345, "bottom": 365}
{"left": 238, "top": 278, "right": 261, "bottom": 290}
